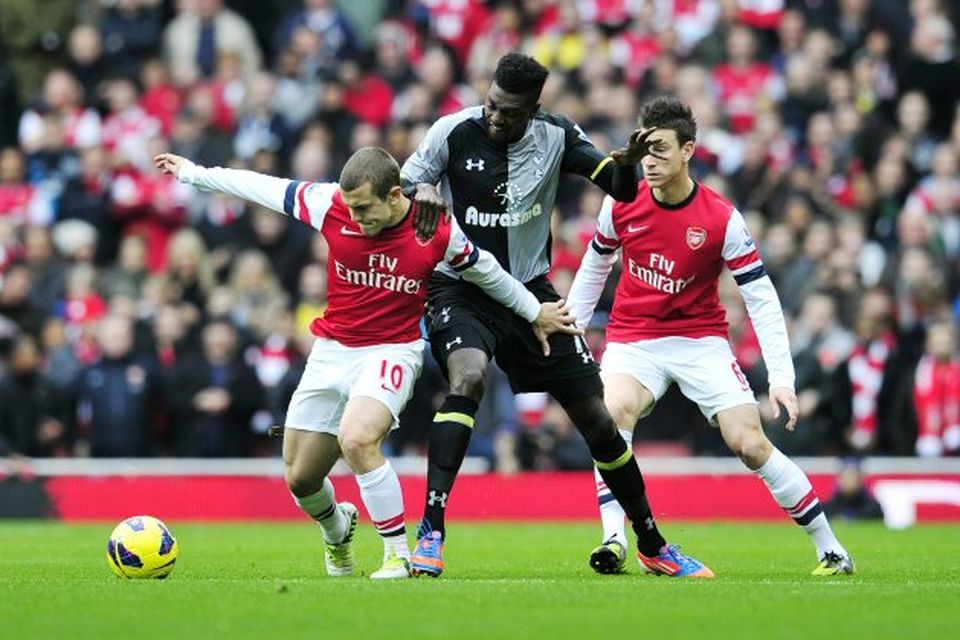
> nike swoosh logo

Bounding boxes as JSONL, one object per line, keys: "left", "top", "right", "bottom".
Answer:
{"left": 340, "top": 225, "right": 364, "bottom": 236}
{"left": 627, "top": 224, "right": 648, "bottom": 233}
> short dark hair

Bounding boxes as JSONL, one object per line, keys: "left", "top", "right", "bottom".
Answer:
{"left": 639, "top": 96, "right": 697, "bottom": 146}
{"left": 493, "top": 53, "right": 549, "bottom": 103}
{"left": 339, "top": 147, "right": 401, "bottom": 199}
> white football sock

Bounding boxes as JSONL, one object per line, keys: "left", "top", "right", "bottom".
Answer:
{"left": 356, "top": 461, "right": 410, "bottom": 560}
{"left": 292, "top": 478, "right": 347, "bottom": 543}
{"left": 755, "top": 447, "right": 848, "bottom": 558}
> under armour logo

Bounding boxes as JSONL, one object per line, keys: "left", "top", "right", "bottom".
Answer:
{"left": 428, "top": 490, "right": 448, "bottom": 508}
{"left": 446, "top": 336, "right": 462, "bottom": 350}
{"left": 465, "top": 158, "right": 485, "bottom": 171}
{"left": 581, "top": 351, "right": 593, "bottom": 364}
{"left": 440, "top": 306, "right": 451, "bottom": 324}
{"left": 644, "top": 516, "right": 656, "bottom": 531}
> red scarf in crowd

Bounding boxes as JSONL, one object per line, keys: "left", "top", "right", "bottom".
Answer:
{"left": 848, "top": 331, "right": 896, "bottom": 446}
{"left": 914, "top": 355, "right": 960, "bottom": 456}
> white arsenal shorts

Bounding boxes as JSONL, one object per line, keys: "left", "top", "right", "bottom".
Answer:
{"left": 285, "top": 338, "right": 424, "bottom": 435}
{"left": 601, "top": 336, "right": 756, "bottom": 425}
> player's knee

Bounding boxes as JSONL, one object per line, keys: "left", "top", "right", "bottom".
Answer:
{"left": 448, "top": 363, "right": 487, "bottom": 400}
{"left": 285, "top": 465, "right": 322, "bottom": 497}
{"left": 606, "top": 398, "right": 641, "bottom": 431}
{"left": 565, "top": 396, "right": 618, "bottom": 447}
{"left": 337, "top": 428, "right": 378, "bottom": 466}
{"left": 732, "top": 430, "right": 772, "bottom": 468}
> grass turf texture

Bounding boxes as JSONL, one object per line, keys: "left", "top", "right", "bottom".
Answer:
{"left": 1, "top": 521, "right": 957, "bottom": 639}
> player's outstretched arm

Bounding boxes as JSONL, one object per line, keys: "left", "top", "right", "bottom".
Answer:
{"left": 154, "top": 153, "right": 328, "bottom": 226}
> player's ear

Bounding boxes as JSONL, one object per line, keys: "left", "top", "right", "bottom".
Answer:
{"left": 388, "top": 184, "right": 403, "bottom": 203}
{"left": 681, "top": 140, "right": 695, "bottom": 163}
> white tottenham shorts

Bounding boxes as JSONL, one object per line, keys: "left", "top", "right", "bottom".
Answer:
{"left": 285, "top": 337, "right": 424, "bottom": 435}
{"left": 601, "top": 335, "right": 756, "bottom": 425}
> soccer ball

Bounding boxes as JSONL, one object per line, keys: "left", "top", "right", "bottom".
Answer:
{"left": 106, "top": 515, "right": 179, "bottom": 579}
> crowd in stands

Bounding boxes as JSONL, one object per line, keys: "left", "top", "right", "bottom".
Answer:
{"left": 0, "top": 0, "right": 959, "bottom": 471}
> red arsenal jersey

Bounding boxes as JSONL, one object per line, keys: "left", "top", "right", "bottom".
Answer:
{"left": 590, "top": 181, "right": 762, "bottom": 342}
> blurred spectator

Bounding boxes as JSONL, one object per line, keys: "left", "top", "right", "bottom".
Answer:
{"left": 914, "top": 321, "right": 960, "bottom": 457}
{"left": 226, "top": 249, "right": 289, "bottom": 340}
{"left": 139, "top": 58, "right": 182, "bottom": 137}
{"left": 18, "top": 69, "right": 101, "bottom": 155}
{"left": 235, "top": 206, "right": 312, "bottom": 297}
{"left": 711, "top": 23, "right": 783, "bottom": 134}
{"left": 22, "top": 225, "right": 64, "bottom": 317}
{"left": 100, "top": 0, "right": 165, "bottom": 80}
{"left": 101, "top": 76, "right": 162, "bottom": 173}
{"left": 66, "top": 24, "right": 107, "bottom": 103}
{"left": 233, "top": 72, "right": 293, "bottom": 162}
{"left": 292, "top": 262, "right": 327, "bottom": 338}
{"left": 163, "top": 0, "right": 262, "bottom": 85}
{"left": 0, "top": 147, "right": 55, "bottom": 226}
{"left": 74, "top": 314, "right": 162, "bottom": 457}
{"left": 168, "top": 317, "right": 263, "bottom": 456}
{"left": 827, "top": 287, "right": 916, "bottom": 454}
{"left": 823, "top": 457, "right": 885, "bottom": 520}
{"left": 275, "top": 0, "right": 358, "bottom": 76}
{"left": 148, "top": 303, "right": 191, "bottom": 373}
{"left": 57, "top": 146, "right": 118, "bottom": 263}
{"left": 99, "top": 234, "right": 150, "bottom": 300}
{"left": 0, "top": 0, "right": 76, "bottom": 105}
{"left": 0, "top": 335, "right": 71, "bottom": 457}
{"left": 900, "top": 10, "right": 959, "bottom": 138}
{"left": 39, "top": 317, "right": 81, "bottom": 392}
{"left": 0, "top": 263, "right": 42, "bottom": 339}
{"left": 414, "top": 0, "right": 490, "bottom": 66}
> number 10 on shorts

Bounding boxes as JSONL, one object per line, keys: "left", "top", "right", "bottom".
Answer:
{"left": 380, "top": 360, "right": 404, "bottom": 392}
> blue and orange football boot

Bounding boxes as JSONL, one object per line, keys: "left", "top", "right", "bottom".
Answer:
{"left": 637, "top": 544, "right": 715, "bottom": 578}
{"left": 410, "top": 520, "right": 444, "bottom": 577}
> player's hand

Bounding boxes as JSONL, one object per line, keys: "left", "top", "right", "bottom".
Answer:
{"left": 532, "top": 299, "right": 582, "bottom": 357}
{"left": 412, "top": 183, "right": 448, "bottom": 240}
{"left": 154, "top": 153, "right": 187, "bottom": 178}
{"left": 768, "top": 386, "right": 799, "bottom": 432}
{"left": 610, "top": 127, "right": 667, "bottom": 166}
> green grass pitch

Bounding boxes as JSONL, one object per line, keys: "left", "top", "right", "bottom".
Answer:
{"left": 2, "top": 521, "right": 957, "bottom": 639}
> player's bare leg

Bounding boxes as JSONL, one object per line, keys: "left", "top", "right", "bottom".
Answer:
{"left": 716, "top": 404, "right": 853, "bottom": 575}
{"left": 412, "top": 347, "right": 488, "bottom": 577}
{"left": 589, "top": 374, "right": 652, "bottom": 574}
{"left": 339, "top": 396, "right": 411, "bottom": 579}
{"left": 283, "top": 429, "right": 358, "bottom": 576}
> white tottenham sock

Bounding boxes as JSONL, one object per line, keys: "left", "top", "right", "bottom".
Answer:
{"left": 356, "top": 461, "right": 410, "bottom": 560}
{"left": 755, "top": 447, "right": 848, "bottom": 558}
{"left": 293, "top": 478, "right": 347, "bottom": 543}
{"left": 594, "top": 429, "right": 633, "bottom": 546}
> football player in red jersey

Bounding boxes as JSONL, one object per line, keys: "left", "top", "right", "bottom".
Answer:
{"left": 568, "top": 96, "right": 853, "bottom": 576}
{"left": 156, "top": 147, "right": 578, "bottom": 579}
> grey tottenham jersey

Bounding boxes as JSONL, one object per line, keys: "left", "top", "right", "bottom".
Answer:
{"left": 401, "top": 105, "right": 610, "bottom": 283}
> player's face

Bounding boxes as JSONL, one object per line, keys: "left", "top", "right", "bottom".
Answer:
{"left": 484, "top": 82, "right": 537, "bottom": 144}
{"left": 639, "top": 129, "right": 694, "bottom": 188}
{"left": 340, "top": 182, "right": 400, "bottom": 236}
